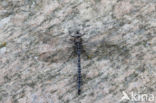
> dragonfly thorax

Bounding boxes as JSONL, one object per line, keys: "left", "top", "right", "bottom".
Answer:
{"left": 74, "top": 37, "right": 82, "bottom": 43}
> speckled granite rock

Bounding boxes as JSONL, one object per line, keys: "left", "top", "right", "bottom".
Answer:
{"left": 0, "top": 0, "right": 156, "bottom": 103}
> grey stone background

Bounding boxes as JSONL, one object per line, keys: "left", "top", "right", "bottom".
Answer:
{"left": 0, "top": 0, "right": 156, "bottom": 103}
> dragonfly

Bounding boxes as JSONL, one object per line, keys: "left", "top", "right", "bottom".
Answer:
{"left": 37, "top": 30, "right": 97, "bottom": 95}
{"left": 37, "top": 29, "right": 128, "bottom": 95}
{"left": 68, "top": 30, "right": 86, "bottom": 95}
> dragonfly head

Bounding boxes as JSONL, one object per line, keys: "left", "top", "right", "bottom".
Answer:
{"left": 69, "top": 30, "right": 84, "bottom": 43}
{"left": 73, "top": 31, "right": 82, "bottom": 43}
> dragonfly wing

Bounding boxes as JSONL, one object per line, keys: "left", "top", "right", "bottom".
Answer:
{"left": 38, "top": 43, "right": 74, "bottom": 64}
{"left": 82, "top": 38, "right": 102, "bottom": 60}
{"left": 83, "top": 34, "right": 130, "bottom": 61}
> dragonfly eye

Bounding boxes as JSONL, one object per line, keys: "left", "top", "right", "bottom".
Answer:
{"left": 76, "top": 31, "right": 79, "bottom": 34}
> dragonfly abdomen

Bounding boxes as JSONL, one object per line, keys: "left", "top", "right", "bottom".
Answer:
{"left": 76, "top": 43, "right": 82, "bottom": 95}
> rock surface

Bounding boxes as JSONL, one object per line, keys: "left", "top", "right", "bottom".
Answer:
{"left": 0, "top": 0, "right": 156, "bottom": 103}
